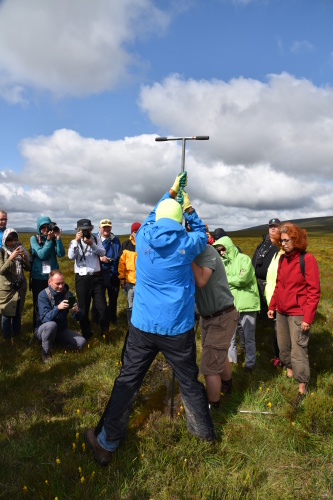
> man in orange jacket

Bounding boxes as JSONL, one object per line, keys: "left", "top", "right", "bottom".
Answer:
{"left": 118, "top": 222, "right": 141, "bottom": 325}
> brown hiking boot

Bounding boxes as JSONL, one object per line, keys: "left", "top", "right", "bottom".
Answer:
{"left": 85, "top": 427, "right": 112, "bottom": 466}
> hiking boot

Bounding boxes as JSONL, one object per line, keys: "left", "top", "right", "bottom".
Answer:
{"left": 42, "top": 350, "right": 52, "bottom": 363}
{"left": 296, "top": 392, "right": 306, "bottom": 406}
{"left": 209, "top": 399, "right": 220, "bottom": 410}
{"left": 221, "top": 378, "right": 233, "bottom": 395}
{"left": 83, "top": 331, "right": 92, "bottom": 341}
{"left": 85, "top": 428, "right": 112, "bottom": 466}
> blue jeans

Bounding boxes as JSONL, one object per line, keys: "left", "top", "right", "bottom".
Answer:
{"left": 2, "top": 300, "right": 21, "bottom": 339}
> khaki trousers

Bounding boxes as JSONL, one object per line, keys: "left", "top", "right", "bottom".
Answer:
{"left": 276, "top": 312, "right": 310, "bottom": 384}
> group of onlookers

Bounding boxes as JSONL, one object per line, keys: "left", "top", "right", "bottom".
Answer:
{"left": 0, "top": 210, "right": 141, "bottom": 363}
{"left": 0, "top": 180, "right": 321, "bottom": 468}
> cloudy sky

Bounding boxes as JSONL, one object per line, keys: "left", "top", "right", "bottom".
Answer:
{"left": 1, "top": 0, "right": 333, "bottom": 233}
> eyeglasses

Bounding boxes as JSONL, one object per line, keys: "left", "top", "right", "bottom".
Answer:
{"left": 0, "top": 218, "right": 7, "bottom": 221}
{"left": 280, "top": 239, "right": 291, "bottom": 244}
{"left": 6, "top": 237, "right": 18, "bottom": 242}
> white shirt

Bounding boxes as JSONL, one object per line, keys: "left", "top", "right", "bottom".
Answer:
{"left": 68, "top": 237, "right": 106, "bottom": 274}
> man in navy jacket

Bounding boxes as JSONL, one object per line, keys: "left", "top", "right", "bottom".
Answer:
{"left": 34, "top": 270, "right": 86, "bottom": 362}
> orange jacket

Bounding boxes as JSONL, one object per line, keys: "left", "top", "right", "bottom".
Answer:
{"left": 118, "top": 236, "right": 137, "bottom": 284}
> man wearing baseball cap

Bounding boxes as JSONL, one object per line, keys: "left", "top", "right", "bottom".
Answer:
{"left": 92, "top": 219, "right": 121, "bottom": 326}
{"left": 118, "top": 221, "right": 141, "bottom": 325}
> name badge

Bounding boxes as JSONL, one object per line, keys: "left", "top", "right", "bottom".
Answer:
{"left": 79, "top": 265, "right": 87, "bottom": 276}
{"left": 42, "top": 260, "right": 51, "bottom": 274}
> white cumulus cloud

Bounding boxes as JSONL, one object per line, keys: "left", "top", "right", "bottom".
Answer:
{"left": 1, "top": 72, "right": 333, "bottom": 232}
{"left": 0, "top": 0, "right": 170, "bottom": 99}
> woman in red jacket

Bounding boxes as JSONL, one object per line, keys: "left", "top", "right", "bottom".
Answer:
{"left": 268, "top": 222, "right": 320, "bottom": 404}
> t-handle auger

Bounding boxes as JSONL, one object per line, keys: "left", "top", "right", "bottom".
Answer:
{"left": 155, "top": 135, "right": 209, "bottom": 173}
{"left": 155, "top": 135, "right": 209, "bottom": 419}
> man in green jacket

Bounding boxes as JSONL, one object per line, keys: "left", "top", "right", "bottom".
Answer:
{"left": 213, "top": 236, "right": 260, "bottom": 371}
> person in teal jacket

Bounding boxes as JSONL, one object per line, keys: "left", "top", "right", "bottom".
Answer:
{"left": 30, "top": 216, "right": 65, "bottom": 329}
{"left": 213, "top": 236, "right": 260, "bottom": 371}
{"left": 85, "top": 173, "right": 216, "bottom": 467}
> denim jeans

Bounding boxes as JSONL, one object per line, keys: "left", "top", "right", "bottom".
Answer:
{"left": 1, "top": 299, "right": 21, "bottom": 339}
{"left": 2, "top": 312, "right": 21, "bottom": 339}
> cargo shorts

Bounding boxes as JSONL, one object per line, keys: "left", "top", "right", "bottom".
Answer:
{"left": 200, "top": 307, "right": 239, "bottom": 376}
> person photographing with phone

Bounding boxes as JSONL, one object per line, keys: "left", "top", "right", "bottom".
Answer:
{"left": 34, "top": 270, "right": 86, "bottom": 363}
{"left": 0, "top": 228, "right": 30, "bottom": 341}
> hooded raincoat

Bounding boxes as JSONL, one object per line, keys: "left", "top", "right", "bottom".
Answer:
{"left": 215, "top": 236, "right": 260, "bottom": 313}
{"left": 0, "top": 228, "right": 30, "bottom": 315}
{"left": 30, "top": 216, "right": 65, "bottom": 280}
{"left": 131, "top": 192, "right": 207, "bottom": 335}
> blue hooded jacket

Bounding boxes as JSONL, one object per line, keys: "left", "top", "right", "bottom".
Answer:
{"left": 30, "top": 216, "right": 65, "bottom": 280}
{"left": 131, "top": 192, "right": 207, "bottom": 335}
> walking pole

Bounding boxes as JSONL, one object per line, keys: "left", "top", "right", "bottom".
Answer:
{"left": 155, "top": 135, "right": 209, "bottom": 418}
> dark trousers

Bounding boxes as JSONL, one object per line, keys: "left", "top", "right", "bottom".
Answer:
{"left": 91, "top": 276, "right": 120, "bottom": 325}
{"left": 31, "top": 278, "right": 48, "bottom": 330}
{"left": 75, "top": 273, "right": 109, "bottom": 337}
{"left": 256, "top": 278, "right": 268, "bottom": 317}
{"left": 95, "top": 324, "right": 216, "bottom": 442}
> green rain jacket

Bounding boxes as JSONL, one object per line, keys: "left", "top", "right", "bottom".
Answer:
{"left": 214, "top": 236, "right": 260, "bottom": 313}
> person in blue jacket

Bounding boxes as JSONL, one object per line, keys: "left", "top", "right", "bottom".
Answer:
{"left": 30, "top": 216, "right": 65, "bottom": 329}
{"left": 91, "top": 219, "right": 121, "bottom": 326}
{"left": 34, "top": 270, "right": 86, "bottom": 362}
{"left": 85, "top": 173, "right": 216, "bottom": 466}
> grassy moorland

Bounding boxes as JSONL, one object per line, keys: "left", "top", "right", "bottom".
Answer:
{"left": 0, "top": 231, "right": 332, "bottom": 499}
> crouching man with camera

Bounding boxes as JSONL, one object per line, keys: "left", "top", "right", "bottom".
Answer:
{"left": 68, "top": 219, "right": 109, "bottom": 340}
{"left": 34, "top": 270, "right": 86, "bottom": 363}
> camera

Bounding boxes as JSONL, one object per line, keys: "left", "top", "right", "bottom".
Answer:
{"left": 49, "top": 221, "right": 60, "bottom": 234}
{"left": 82, "top": 229, "right": 91, "bottom": 239}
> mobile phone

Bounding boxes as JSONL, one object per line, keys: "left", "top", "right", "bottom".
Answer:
{"left": 67, "top": 296, "right": 76, "bottom": 308}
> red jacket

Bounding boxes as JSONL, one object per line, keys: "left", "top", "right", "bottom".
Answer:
{"left": 268, "top": 249, "right": 320, "bottom": 324}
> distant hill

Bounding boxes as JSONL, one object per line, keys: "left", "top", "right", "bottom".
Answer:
{"left": 229, "top": 216, "right": 333, "bottom": 237}
{"left": 14, "top": 216, "right": 333, "bottom": 237}
{"left": 15, "top": 228, "right": 76, "bottom": 234}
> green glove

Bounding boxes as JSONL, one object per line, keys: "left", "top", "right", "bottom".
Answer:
{"left": 171, "top": 171, "right": 187, "bottom": 193}
{"left": 182, "top": 191, "right": 192, "bottom": 212}
{"left": 176, "top": 190, "right": 184, "bottom": 205}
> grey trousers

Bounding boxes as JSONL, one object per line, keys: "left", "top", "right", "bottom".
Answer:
{"left": 35, "top": 321, "right": 87, "bottom": 354}
{"left": 228, "top": 312, "right": 257, "bottom": 368}
{"left": 276, "top": 312, "right": 310, "bottom": 384}
{"left": 124, "top": 282, "right": 135, "bottom": 325}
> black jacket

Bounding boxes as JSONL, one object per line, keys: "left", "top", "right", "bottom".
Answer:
{"left": 252, "top": 235, "right": 279, "bottom": 280}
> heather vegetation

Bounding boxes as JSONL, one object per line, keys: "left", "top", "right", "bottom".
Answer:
{"left": 0, "top": 231, "right": 332, "bottom": 499}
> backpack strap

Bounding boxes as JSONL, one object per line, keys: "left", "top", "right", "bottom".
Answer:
{"left": 45, "top": 287, "right": 55, "bottom": 308}
{"left": 279, "top": 252, "right": 306, "bottom": 277}
{"left": 299, "top": 251, "right": 306, "bottom": 277}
